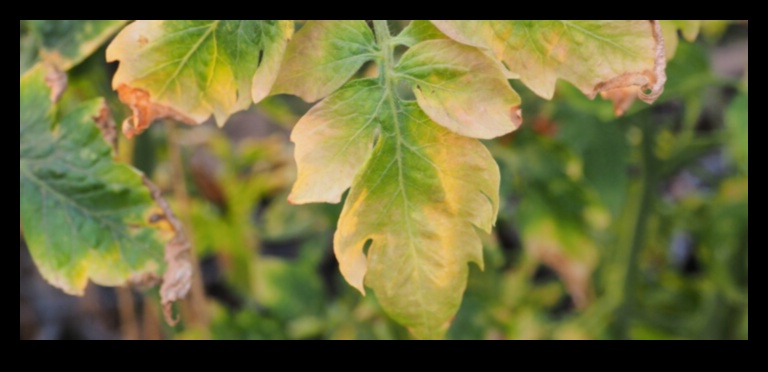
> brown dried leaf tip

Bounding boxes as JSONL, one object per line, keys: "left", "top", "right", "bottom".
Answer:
{"left": 92, "top": 100, "right": 118, "bottom": 154}
{"left": 600, "top": 86, "right": 641, "bottom": 116}
{"left": 511, "top": 105, "right": 523, "bottom": 128}
{"left": 142, "top": 176, "right": 193, "bottom": 326}
{"left": 117, "top": 85, "right": 197, "bottom": 139}
{"left": 595, "top": 20, "right": 668, "bottom": 116}
{"left": 44, "top": 64, "right": 67, "bottom": 103}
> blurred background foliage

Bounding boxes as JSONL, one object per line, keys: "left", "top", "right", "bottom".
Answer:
{"left": 20, "top": 20, "right": 747, "bottom": 340}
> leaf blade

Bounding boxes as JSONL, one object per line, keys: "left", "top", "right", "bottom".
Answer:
{"left": 396, "top": 39, "right": 522, "bottom": 139}
{"left": 432, "top": 20, "right": 665, "bottom": 103}
{"left": 20, "top": 66, "right": 167, "bottom": 295}
{"left": 288, "top": 79, "right": 384, "bottom": 204}
{"left": 28, "top": 20, "right": 127, "bottom": 71}
{"left": 396, "top": 20, "right": 448, "bottom": 47}
{"left": 107, "top": 20, "right": 293, "bottom": 136}
{"left": 333, "top": 100, "right": 499, "bottom": 339}
{"left": 271, "top": 20, "right": 378, "bottom": 102}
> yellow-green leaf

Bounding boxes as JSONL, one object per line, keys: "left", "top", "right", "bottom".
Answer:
{"left": 288, "top": 79, "right": 383, "bottom": 204}
{"left": 396, "top": 20, "right": 448, "bottom": 47}
{"left": 396, "top": 39, "right": 522, "bottom": 139}
{"left": 20, "top": 66, "right": 168, "bottom": 295}
{"left": 284, "top": 21, "right": 510, "bottom": 339}
{"left": 271, "top": 20, "right": 378, "bottom": 102}
{"left": 334, "top": 102, "right": 499, "bottom": 339}
{"left": 107, "top": 20, "right": 293, "bottom": 137}
{"left": 431, "top": 20, "right": 666, "bottom": 103}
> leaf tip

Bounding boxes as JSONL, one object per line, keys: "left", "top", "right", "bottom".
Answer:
{"left": 600, "top": 86, "right": 640, "bottom": 117}
{"left": 352, "top": 281, "right": 367, "bottom": 296}
{"left": 511, "top": 105, "right": 523, "bottom": 128}
{"left": 287, "top": 189, "right": 343, "bottom": 206}
{"left": 590, "top": 20, "right": 668, "bottom": 109}
{"left": 116, "top": 85, "right": 198, "bottom": 139}
{"left": 286, "top": 194, "right": 300, "bottom": 205}
{"left": 43, "top": 63, "right": 67, "bottom": 104}
{"left": 92, "top": 100, "right": 118, "bottom": 153}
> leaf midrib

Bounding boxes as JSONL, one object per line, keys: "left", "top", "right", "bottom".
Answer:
{"left": 375, "top": 20, "right": 432, "bottom": 332}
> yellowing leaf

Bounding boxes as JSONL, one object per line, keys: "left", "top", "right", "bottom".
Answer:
{"left": 396, "top": 20, "right": 448, "bottom": 47}
{"left": 284, "top": 21, "right": 509, "bottom": 338}
{"left": 396, "top": 39, "right": 522, "bottom": 139}
{"left": 20, "top": 66, "right": 169, "bottom": 295}
{"left": 431, "top": 20, "right": 667, "bottom": 105}
{"left": 398, "top": 21, "right": 516, "bottom": 80}
{"left": 288, "top": 79, "right": 382, "bottom": 204}
{"left": 271, "top": 20, "right": 378, "bottom": 102}
{"left": 107, "top": 20, "right": 293, "bottom": 137}
{"left": 335, "top": 102, "right": 499, "bottom": 339}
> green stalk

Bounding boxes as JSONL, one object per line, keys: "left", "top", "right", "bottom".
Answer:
{"left": 373, "top": 20, "right": 395, "bottom": 87}
{"left": 613, "top": 119, "right": 657, "bottom": 339}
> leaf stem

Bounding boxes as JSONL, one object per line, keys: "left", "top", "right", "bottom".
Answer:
{"left": 373, "top": 20, "right": 395, "bottom": 89}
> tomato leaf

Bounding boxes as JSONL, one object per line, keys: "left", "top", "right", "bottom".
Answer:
{"left": 27, "top": 20, "right": 127, "bottom": 71}
{"left": 431, "top": 20, "right": 667, "bottom": 105}
{"left": 20, "top": 66, "right": 170, "bottom": 295}
{"left": 283, "top": 20, "right": 511, "bottom": 339}
{"left": 271, "top": 20, "right": 378, "bottom": 102}
{"left": 396, "top": 39, "right": 522, "bottom": 139}
{"left": 107, "top": 20, "right": 293, "bottom": 137}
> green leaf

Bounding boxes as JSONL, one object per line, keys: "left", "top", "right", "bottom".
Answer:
{"left": 106, "top": 20, "right": 293, "bottom": 137}
{"left": 396, "top": 39, "right": 522, "bottom": 139}
{"left": 661, "top": 20, "right": 701, "bottom": 59}
{"left": 27, "top": 20, "right": 127, "bottom": 71}
{"left": 271, "top": 20, "right": 378, "bottom": 102}
{"left": 20, "top": 66, "right": 167, "bottom": 295}
{"left": 285, "top": 21, "right": 510, "bottom": 338}
{"left": 431, "top": 20, "right": 666, "bottom": 103}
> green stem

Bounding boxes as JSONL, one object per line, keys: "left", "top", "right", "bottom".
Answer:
{"left": 373, "top": 20, "right": 395, "bottom": 87}
{"left": 613, "top": 120, "right": 657, "bottom": 339}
